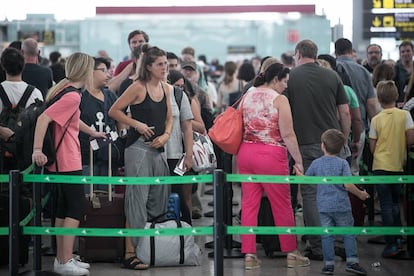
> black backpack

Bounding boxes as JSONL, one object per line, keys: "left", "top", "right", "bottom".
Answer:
{"left": 15, "top": 86, "right": 80, "bottom": 171}
{"left": 0, "top": 84, "right": 35, "bottom": 171}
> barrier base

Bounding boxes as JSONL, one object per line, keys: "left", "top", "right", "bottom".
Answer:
{"left": 208, "top": 247, "right": 243, "bottom": 258}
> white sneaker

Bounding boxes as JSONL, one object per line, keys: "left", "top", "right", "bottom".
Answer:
{"left": 54, "top": 258, "right": 89, "bottom": 275}
{"left": 53, "top": 258, "right": 62, "bottom": 271}
{"left": 73, "top": 255, "right": 90, "bottom": 269}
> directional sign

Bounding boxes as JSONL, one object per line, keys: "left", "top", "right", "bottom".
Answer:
{"left": 363, "top": 0, "right": 414, "bottom": 38}
{"left": 365, "top": 0, "right": 414, "bottom": 9}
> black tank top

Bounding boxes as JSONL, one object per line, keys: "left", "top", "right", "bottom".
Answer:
{"left": 126, "top": 83, "right": 167, "bottom": 147}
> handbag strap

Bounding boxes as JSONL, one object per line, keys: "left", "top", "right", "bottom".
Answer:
{"left": 149, "top": 219, "right": 185, "bottom": 265}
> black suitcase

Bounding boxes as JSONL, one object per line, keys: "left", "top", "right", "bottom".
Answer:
{"left": 78, "top": 143, "right": 125, "bottom": 262}
{"left": 0, "top": 192, "right": 31, "bottom": 266}
{"left": 257, "top": 196, "right": 282, "bottom": 257}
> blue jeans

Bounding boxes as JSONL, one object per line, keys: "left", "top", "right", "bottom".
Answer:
{"left": 374, "top": 170, "right": 402, "bottom": 245}
{"left": 320, "top": 211, "right": 359, "bottom": 266}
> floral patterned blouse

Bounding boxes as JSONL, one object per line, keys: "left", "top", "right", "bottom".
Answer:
{"left": 241, "top": 87, "right": 285, "bottom": 147}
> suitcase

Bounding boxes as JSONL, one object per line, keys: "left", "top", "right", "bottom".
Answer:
{"left": 0, "top": 192, "right": 31, "bottom": 266}
{"left": 78, "top": 143, "right": 125, "bottom": 262}
{"left": 257, "top": 196, "right": 282, "bottom": 257}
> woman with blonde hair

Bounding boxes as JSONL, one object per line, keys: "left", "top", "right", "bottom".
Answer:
{"left": 33, "top": 52, "right": 105, "bottom": 275}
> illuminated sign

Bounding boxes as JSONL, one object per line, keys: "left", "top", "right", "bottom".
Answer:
{"left": 363, "top": 0, "right": 414, "bottom": 38}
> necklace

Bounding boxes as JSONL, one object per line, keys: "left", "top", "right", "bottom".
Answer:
{"left": 146, "top": 82, "right": 163, "bottom": 101}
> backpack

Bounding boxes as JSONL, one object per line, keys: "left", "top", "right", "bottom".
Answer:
{"left": 336, "top": 62, "right": 353, "bottom": 88}
{"left": 14, "top": 86, "right": 80, "bottom": 170}
{"left": 173, "top": 86, "right": 183, "bottom": 111}
{"left": 0, "top": 84, "right": 35, "bottom": 170}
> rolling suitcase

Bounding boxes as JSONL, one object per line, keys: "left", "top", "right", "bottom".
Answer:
{"left": 257, "top": 196, "right": 282, "bottom": 257}
{"left": 78, "top": 143, "right": 125, "bottom": 262}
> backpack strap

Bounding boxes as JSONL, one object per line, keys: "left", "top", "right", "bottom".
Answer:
{"left": 173, "top": 86, "right": 183, "bottom": 111}
{"left": 0, "top": 84, "right": 35, "bottom": 109}
{"left": 17, "top": 85, "right": 35, "bottom": 109}
{"left": 0, "top": 84, "right": 12, "bottom": 108}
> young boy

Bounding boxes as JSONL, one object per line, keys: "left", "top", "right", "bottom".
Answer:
{"left": 369, "top": 80, "right": 414, "bottom": 258}
{"left": 301, "top": 129, "right": 370, "bottom": 275}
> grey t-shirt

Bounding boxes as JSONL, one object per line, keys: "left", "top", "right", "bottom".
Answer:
{"left": 166, "top": 88, "right": 194, "bottom": 159}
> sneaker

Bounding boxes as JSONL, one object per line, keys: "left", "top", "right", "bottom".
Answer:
{"left": 382, "top": 244, "right": 400, "bottom": 258}
{"left": 73, "top": 255, "right": 90, "bottom": 269}
{"left": 322, "top": 265, "right": 334, "bottom": 275}
{"left": 396, "top": 238, "right": 405, "bottom": 250}
{"left": 54, "top": 258, "right": 89, "bottom": 275}
{"left": 345, "top": 263, "right": 367, "bottom": 275}
{"left": 53, "top": 258, "right": 62, "bottom": 271}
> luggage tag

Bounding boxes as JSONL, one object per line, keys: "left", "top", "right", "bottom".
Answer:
{"left": 90, "top": 131, "right": 119, "bottom": 151}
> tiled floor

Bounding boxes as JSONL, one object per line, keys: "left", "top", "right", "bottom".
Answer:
{"left": 2, "top": 183, "right": 414, "bottom": 276}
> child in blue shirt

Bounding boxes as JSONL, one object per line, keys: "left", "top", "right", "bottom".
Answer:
{"left": 299, "top": 129, "right": 370, "bottom": 275}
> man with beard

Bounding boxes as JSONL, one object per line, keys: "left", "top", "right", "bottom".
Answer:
{"left": 363, "top": 44, "right": 383, "bottom": 74}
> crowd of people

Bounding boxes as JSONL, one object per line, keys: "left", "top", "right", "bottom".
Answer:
{"left": 1, "top": 30, "right": 414, "bottom": 275}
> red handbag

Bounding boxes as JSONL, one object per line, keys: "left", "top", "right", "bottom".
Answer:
{"left": 208, "top": 96, "right": 244, "bottom": 155}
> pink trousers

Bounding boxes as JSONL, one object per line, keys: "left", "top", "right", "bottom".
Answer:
{"left": 237, "top": 142, "right": 297, "bottom": 253}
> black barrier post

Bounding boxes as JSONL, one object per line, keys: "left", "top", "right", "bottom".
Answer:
{"left": 213, "top": 169, "right": 224, "bottom": 276}
{"left": 33, "top": 172, "right": 42, "bottom": 270}
{"left": 9, "top": 170, "right": 21, "bottom": 276}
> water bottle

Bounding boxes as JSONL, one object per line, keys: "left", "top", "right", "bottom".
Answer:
{"left": 166, "top": 193, "right": 180, "bottom": 220}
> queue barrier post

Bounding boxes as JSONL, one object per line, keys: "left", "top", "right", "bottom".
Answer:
{"left": 213, "top": 169, "right": 224, "bottom": 276}
{"left": 9, "top": 170, "right": 21, "bottom": 276}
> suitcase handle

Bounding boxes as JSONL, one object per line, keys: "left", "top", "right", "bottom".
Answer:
{"left": 89, "top": 142, "right": 113, "bottom": 202}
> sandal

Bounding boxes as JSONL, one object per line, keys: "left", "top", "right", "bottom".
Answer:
{"left": 122, "top": 255, "right": 149, "bottom": 270}
{"left": 244, "top": 254, "right": 261, "bottom": 270}
{"left": 287, "top": 252, "right": 310, "bottom": 268}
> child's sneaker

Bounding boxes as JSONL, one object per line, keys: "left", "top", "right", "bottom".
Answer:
{"left": 345, "top": 263, "right": 367, "bottom": 275}
{"left": 382, "top": 244, "right": 400, "bottom": 258}
{"left": 322, "top": 265, "right": 334, "bottom": 275}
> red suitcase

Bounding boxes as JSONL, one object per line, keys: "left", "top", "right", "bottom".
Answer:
{"left": 78, "top": 143, "right": 125, "bottom": 262}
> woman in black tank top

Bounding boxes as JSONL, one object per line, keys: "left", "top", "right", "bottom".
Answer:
{"left": 108, "top": 44, "right": 173, "bottom": 270}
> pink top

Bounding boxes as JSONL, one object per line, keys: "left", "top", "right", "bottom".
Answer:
{"left": 242, "top": 87, "right": 285, "bottom": 147}
{"left": 45, "top": 89, "right": 82, "bottom": 172}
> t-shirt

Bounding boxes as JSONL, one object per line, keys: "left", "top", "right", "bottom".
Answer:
{"left": 45, "top": 88, "right": 82, "bottom": 172}
{"left": 22, "top": 63, "right": 53, "bottom": 97}
{"left": 79, "top": 89, "right": 118, "bottom": 165}
{"left": 114, "top": 60, "right": 133, "bottom": 76}
{"left": 286, "top": 62, "right": 349, "bottom": 145}
{"left": 0, "top": 81, "right": 43, "bottom": 112}
{"left": 165, "top": 88, "right": 193, "bottom": 159}
{"left": 369, "top": 107, "right": 414, "bottom": 172}
{"left": 306, "top": 155, "right": 352, "bottom": 212}
{"left": 344, "top": 85, "right": 359, "bottom": 109}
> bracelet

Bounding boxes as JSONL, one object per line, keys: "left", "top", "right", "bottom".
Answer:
{"left": 33, "top": 149, "right": 42, "bottom": 153}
